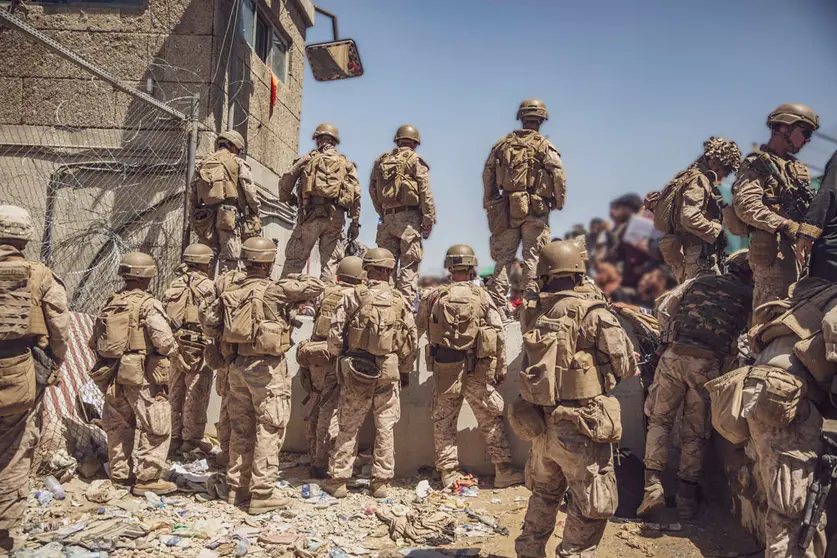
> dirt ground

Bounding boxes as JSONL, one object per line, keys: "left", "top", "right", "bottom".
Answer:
{"left": 15, "top": 454, "right": 763, "bottom": 558}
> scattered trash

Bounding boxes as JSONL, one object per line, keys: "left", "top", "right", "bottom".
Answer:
{"left": 159, "top": 534, "right": 190, "bottom": 548}
{"left": 259, "top": 531, "right": 299, "bottom": 545}
{"left": 364, "top": 503, "right": 377, "bottom": 516}
{"left": 644, "top": 522, "right": 682, "bottom": 532}
{"left": 457, "top": 486, "right": 479, "bottom": 498}
{"left": 302, "top": 483, "right": 321, "bottom": 499}
{"left": 34, "top": 491, "right": 53, "bottom": 507}
{"left": 329, "top": 548, "right": 350, "bottom": 558}
{"left": 144, "top": 492, "right": 165, "bottom": 509}
{"left": 465, "top": 509, "right": 509, "bottom": 536}
{"left": 276, "top": 480, "right": 291, "bottom": 489}
{"left": 85, "top": 480, "right": 127, "bottom": 504}
{"left": 234, "top": 537, "right": 250, "bottom": 556}
{"left": 56, "top": 520, "right": 88, "bottom": 539}
{"left": 43, "top": 476, "right": 65, "bottom": 500}
{"left": 348, "top": 478, "right": 371, "bottom": 488}
{"left": 490, "top": 498, "right": 502, "bottom": 504}
{"left": 415, "top": 480, "right": 431, "bottom": 499}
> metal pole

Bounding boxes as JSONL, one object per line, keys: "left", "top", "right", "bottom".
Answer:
{"left": 182, "top": 95, "right": 199, "bottom": 253}
{"left": 314, "top": 6, "right": 339, "bottom": 41}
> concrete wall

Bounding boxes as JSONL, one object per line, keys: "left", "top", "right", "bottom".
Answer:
{"left": 205, "top": 319, "right": 647, "bottom": 476}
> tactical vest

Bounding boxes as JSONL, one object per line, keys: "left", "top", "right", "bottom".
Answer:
{"left": 347, "top": 286, "right": 405, "bottom": 357}
{"left": 0, "top": 259, "right": 48, "bottom": 343}
{"left": 520, "top": 290, "right": 610, "bottom": 405}
{"left": 164, "top": 271, "right": 213, "bottom": 331}
{"left": 653, "top": 165, "right": 719, "bottom": 235}
{"left": 671, "top": 275, "right": 752, "bottom": 355}
{"left": 494, "top": 132, "right": 553, "bottom": 198}
{"left": 312, "top": 283, "right": 361, "bottom": 341}
{"left": 375, "top": 149, "right": 422, "bottom": 210}
{"left": 221, "top": 277, "right": 293, "bottom": 357}
{"left": 739, "top": 152, "right": 811, "bottom": 219}
{"left": 196, "top": 151, "right": 239, "bottom": 206}
{"left": 300, "top": 150, "right": 354, "bottom": 209}
{"left": 93, "top": 290, "right": 153, "bottom": 359}
{"left": 428, "top": 282, "right": 484, "bottom": 352}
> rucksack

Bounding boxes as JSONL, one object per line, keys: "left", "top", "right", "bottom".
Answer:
{"left": 313, "top": 284, "right": 358, "bottom": 340}
{"left": 196, "top": 151, "right": 239, "bottom": 206}
{"left": 164, "top": 273, "right": 208, "bottom": 329}
{"left": 376, "top": 149, "right": 421, "bottom": 208}
{"left": 520, "top": 292, "right": 606, "bottom": 406}
{"left": 93, "top": 291, "right": 152, "bottom": 359}
{"left": 0, "top": 260, "right": 47, "bottom": 341}
{"left": 347, "top": 287, "right": 405, "bottom": 357}
{"left": 220, "top": 278, "right": 291, "bottom": 356}
{"left": 301, "top": 150, "right": 352, "bottom": 208}
{"left": 495, "top": 133, "right": 546, "bottom": 193}
{"left": 428, "top": 283, "right": 483, "bottom": 352}
{"left": 652, "top": 167, "right": 695, "bottom": 234}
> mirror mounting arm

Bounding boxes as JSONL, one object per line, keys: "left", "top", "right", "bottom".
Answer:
{"left": 313, "top": 5, "right": 339, "bottom": 42}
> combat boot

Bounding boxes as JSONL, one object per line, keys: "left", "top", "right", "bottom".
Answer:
{"left": 440, "top": 468, "right": 463, "bottom": 488}
{"left": 168, "top": 439, "right": 183, "bottom": 458}
{"left": 322, "top": 478, "right": 347, "bottom": 498}
{"left": 310, "top": 464, "right": 328, "bottom": 479}
{"left": 371, "top": 479, "right": 390, "bottom": 498}
{"left": 181, "top": 439, "right": 214, "bottom": 454}
{"left": 227, "top": 489, "right": 251, "bottom": 507}
{"left": 249, "top": 495, "right": 291, "bottom": 515}
{"left": 637, "top": 469, "right": 665, "bottom": 516}
{"left": 215, "top": 451, "right": 229, "bottom": 469}
{"left": 132, "top": 480, "right": 177, "bottom": 496}
{"left": 494, "top": 463, "right": 524, "bottom": 488}
{"left": 676, "top": 481, "right": 700, "bottom": 519}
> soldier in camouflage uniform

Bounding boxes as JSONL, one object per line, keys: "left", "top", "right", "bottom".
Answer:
{"left": 416, "top": 245, "right": 523, "bottom": 489}
{"left": 190, "top": 131, "right": 261, "bottom": 276}
{"left": 516, "top": 241, "right": 637, "bottom": 558}
{"left": 369, "top": 125, "right": 436, "bottom": 304}
{"left": 164, "top": 244, "right": 217, "bottom": 456}
{"left": 0, "top": 206, "right": 70, "bottom": 553}
{"left": 653, "top": 137, "right": 743, "bottom": 283}
{"left": 731, "top": 103, "right": 819, "bottom": 324}
{"left": 638, "top": 251, "right": 753, "bottom": 519}
{"left": 297, "top": 256, "right": 365, "bottom": 478}
{"left": 280, "top": 124, "right": 361, "bottom": 281}
{"left": 94, "top": 252, "right": 180, "bottom": 496}
{"left": 322, "top": 248, "right": 417, "bottom": 499}
{"left": 484, "top": 99, "right": 566, "bottom": 317}
{"left": 203, "top": 237, "right": 324, "bottom": 514}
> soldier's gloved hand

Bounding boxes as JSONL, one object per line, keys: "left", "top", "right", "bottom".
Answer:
{"left": 347, "top": 222, "right": 360, "bottom": 241}
{"left": 400, "top": 372, "right": 410, "bottom": 388}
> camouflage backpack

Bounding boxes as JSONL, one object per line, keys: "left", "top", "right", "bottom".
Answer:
{"left": 376, "top": 149, "right": 421, "bottom": 209}
{"left": 300, "top": 150, "right": 354, "bottom": 209}
{"left": 195, "top": 151, "right": 239, "bottom": 206}
{"left": 495, "top": 133, "right": 548, "bottom": 194}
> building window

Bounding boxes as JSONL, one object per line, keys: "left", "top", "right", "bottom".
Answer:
{"left": 238, "top": 0, "right": 290, "bottom": 82}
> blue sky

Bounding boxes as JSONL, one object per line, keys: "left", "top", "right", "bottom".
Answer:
{"left": 298, "top": 0, "right": 837, "bottom": 276}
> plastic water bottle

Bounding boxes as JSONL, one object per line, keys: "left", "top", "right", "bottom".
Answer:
{"left": 301, "top": 483, "right": 310, "bottom": 499}
{"left": 35, "top": 490, "right": 53, "bottom": 506}
{"left": 44, "top": 476, "right": 65, "bottom": 500}
{"left": 234, "top": 537, "right": 250, "bottom": 556}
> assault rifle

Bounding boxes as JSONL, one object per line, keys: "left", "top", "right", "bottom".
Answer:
{"left": 799, "top": 434, "right": 837, "bottom": 550}
{"left": 758, "top": 153, "right": 814, "bottom": 225}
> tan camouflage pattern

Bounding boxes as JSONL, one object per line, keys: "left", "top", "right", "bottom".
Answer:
{"left": 747, "top": 402, "right": 826, "bottom": 558}
{"left": 306, "top": 362, "right": 340, "bottom": 468}
{"left": 515, "top": 417, "right": 617, "bottom": 558}
{"left": 0, "top": 401, "right": 42, "bottom": 552}
{"left": 675, "top": 166, "right": 723, "bottom": 243}
{"left": 169, "top": 357, "right": 212, "bottom": 447}
{"left": 227, "top": 354, "right": 290, "bottom": 500}
{"left": 369, "top": 146, "right": 436, "bottom": 226}
{"left": 644, "top": 347, "right": 721, "bottom": 482}
{"left": 376, "top": 211, "right": 425, "bottom": 306}
{"left": 282, "top": 209, "right": 346, "bottom": 282}
{"left": 431, "top": 373, "right": 512, "bottom": 471}
{"left": 670, "top": 239, "right": 718, "bottom": 284}
{"left": 488, "top": 215, "right": 551, "bottom": 311}
{"left": 329, "top": 381, "right": 401, "bottom": 480}
{"left": 703, "top": 137, "right": 742, "bottom": 171}
{"left": 751, "top": 237, "right": 798, "bottom": 325}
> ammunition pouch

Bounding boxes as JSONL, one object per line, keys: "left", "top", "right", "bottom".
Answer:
{"left": 705, "top": 367, "right": 750, "bottom": 445}
{"left": 744, "top": 365, "right": 806, "bottom": 428}
{"left": 216, "top": 204, "right": 238, "bottom": 232}
{"left": 550, "top": 394, "right": 622, "bottom": 444}
{"left": 749, "top": 229, "right": 779, "bottom": 267}
{"left": 117, "top": 352, "right": 145, "bottom": 387}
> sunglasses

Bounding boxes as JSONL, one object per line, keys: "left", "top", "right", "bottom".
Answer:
{"left": 799, "top": 128, "right": 813, "bottom": 140}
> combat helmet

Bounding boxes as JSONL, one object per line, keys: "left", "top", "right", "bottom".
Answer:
{"left": 337, "top": 256, "right": 364, "bottom": 282}
{"left": 241, "top": 237, "right": 276, "bottom": 264}
{"left": 517, "top": 99, "right": 549, "bottom": 121}
{"left": 703, "top": 137, "right": 743, "bottom": 172}
{"left": 726, "top": 249, "right": 751, "bottom": 276}
{"left": 182, "top": 243, "right": 214, "bottom": 265}
{"left": 537, "top": 240, "right": 584, "bottom": 277}
{"left": 444, "top": 244, "right": 478, "bottom": 270}
{"left": 767, "top": 103, "right": 820, "bottom": 131}
{"left": 217, "top": 130, "right": 245, "bottom": 151}
{"left": 0, "top": 204, "right": 34, "bottom": 242}
{"left": 394, "top": 125, "right": 421, "bottom": 145}
{"left": 363, "top": 247, "right": 396, "bottom": 270}
{"left": 313, "top": 123, "right": 340, "bottom": 144}
{"left": 119, "top": 252, "right": 157, "bottom": 279}
{"left": 569, "top": 237, "right": 589, "bottom": 263}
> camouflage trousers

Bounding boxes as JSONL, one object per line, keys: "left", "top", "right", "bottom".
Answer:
{"left": 306, "top": 362, "right": 340, "bottom": 469}
{"left": 227, "top": 354, "right": 290, "bottom": 500}
{"left": 747, "top": 401, "right": 826, "bottom": 558}
{"left": 516, "top": 415, "right": 617, "bottom": 558}
{"left": 431, "top": 371, "right": 512, "bottom": 471}
{"left": 329, "top": 378, "right": 401, "bottom": 480}
{"left": 196, "top": 208, "right": 241, "bottom": 276}
{"left": 644, "top": 348, "right": 720, "bottom": 483}
{"left": 670, "top": 240, "right": 718, "bottom": 284}
{"left": 376, "top": 211, "right": 423, "bottom": 305}
{"left": 283, "top": 209, "right": 345, "bottom": 282}
{"left": 488, "top": 214, "right": 550, "bottom": 313}
{"left": 750, "top": 235, "right": 798, "bottom": 326}
{"left": 215, "top": 366, "right": 231, "bottom": 466}
{"left": 0, "top": 400, "right": 41, "bottom": 552}
{"left": 104, "top": 380, "right": 172, "bottom": 483}
{"left": 169, "top": 353, "right": 213, "bottom": 447}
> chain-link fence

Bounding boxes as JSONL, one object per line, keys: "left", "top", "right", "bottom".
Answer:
{"left": 0, "top": 10, "right": 200, "bottom": 476}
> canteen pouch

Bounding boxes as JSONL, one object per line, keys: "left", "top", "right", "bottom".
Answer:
{"left": 0, "top": 351, "right": 36, "bottom": 417}
{"left": 146, "top": 354, "right": 171, "bottom": 386}
{"left": 749, "top": 230, "right": 779, "bottom": 267}
{"left": 254, "top": 319, "right": 290, "bottom": 357}
{"left": 745, "top": 366, "right": 805, "bottom": 428}
{"left": 117, "top": 353, "right": 145, "bottom": 387}
{"left": 551, "top": 395, "right": 622, "bottom": 444}
{"left": 476, "top": 326, "right": 498, "bottom": 360}
{"left": 216, "top": 204, "right": 238, "bottom": 231}
{"left": 705, "top": 367, "right": 750, "bottom": 445}
{"left": 508, "top": 191, "right": 530, "bottom": 221}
